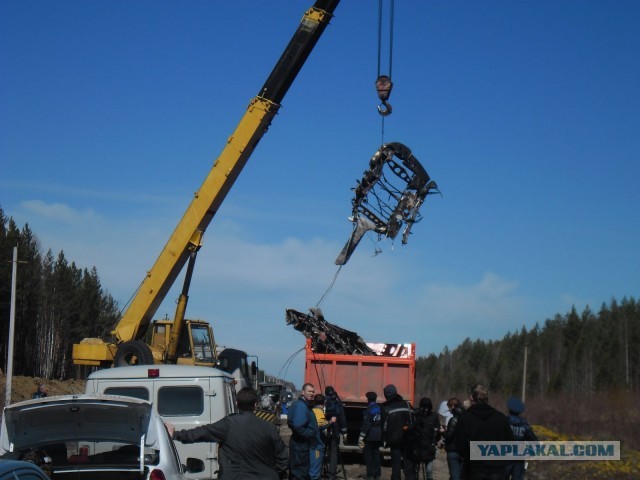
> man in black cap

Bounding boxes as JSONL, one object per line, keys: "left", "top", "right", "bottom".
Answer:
{"left": 359, "top": 391, "right": 383, "bottom": 480}
{"left": 381, "top": 384, "right": 415, "bottom": 480}
{"left": 413, "top": 397, "right": 440, "bottom": 480}
{"left": 505, "top": 397, "right": 537, "bottom": 480}
{"left": 323, "top": 386, "right": 347, "bottom": 480}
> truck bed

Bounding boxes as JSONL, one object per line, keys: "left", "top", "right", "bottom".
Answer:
{"left": 304, "top": 339, "right": 416, "bottom": 404}
{"left": 303, "top": 338, "right": 416, "bottom": 445}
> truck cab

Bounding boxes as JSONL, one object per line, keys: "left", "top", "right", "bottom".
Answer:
{"left": 84, "top": 364, "right": 236, "bottom": 480}
{"left": 150, "top": 319, "right": 217, "bottom": 366}
{"left": 216, "top": 348, "right": 257, "bottom": 392}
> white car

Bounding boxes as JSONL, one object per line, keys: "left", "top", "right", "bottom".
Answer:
{"left": 0, "top": 394, "right": 200, "bottom": 480}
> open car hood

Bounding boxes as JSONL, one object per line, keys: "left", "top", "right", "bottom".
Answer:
{"left": 1, "top": 394, "right": 153, "bottom": 451}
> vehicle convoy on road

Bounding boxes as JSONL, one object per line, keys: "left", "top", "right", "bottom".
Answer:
{"left": 0, "top": 394, "right": 188, "bottom": 480}
{"left": 84, "top": 365, "right": 236, "bottom": 480}
{"left": 71, "top": 0, "right": 341, "bottom": 372}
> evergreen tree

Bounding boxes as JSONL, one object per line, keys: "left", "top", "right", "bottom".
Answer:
{"left": 0, "top": 206, "right": 120, "bottom": 379}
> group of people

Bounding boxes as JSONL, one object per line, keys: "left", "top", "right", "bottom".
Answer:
{"left": 288, "top": 383, "right": 348, "bottom": 480}
{"left": 288, "top": 382, "right": 433, "bottom": 480}
{"left": 357, "top": 382, "right": 538, "bottom": 480}
{"left": 161, "top": 381, "right": 536, "bottom": 480}
{"left": 436, "top": 384, "right": 538, "bottom": 480}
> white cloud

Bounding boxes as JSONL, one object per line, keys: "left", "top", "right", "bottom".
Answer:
{"left": 7, "top": 199, "right": 537, "bottom": 386}
{"left": 411, "top": 272, "right": 526, "bottom": 352}
{"left": 21, "top": 200, "right": 96, "bottom": 223}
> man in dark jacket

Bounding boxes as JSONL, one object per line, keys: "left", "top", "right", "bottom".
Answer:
{"left": 31, "top": 383, "right": 48, "bottom": 399}
{"left": 288, "top": 383, "right": 319, "bottom": 480}
{"left": 324, "top": 386, "right": 347, "bottom": 480}
{"left": 455, "top": 384, "right": 514, "bottom": 480}
{"left": 441, "top": 397, "right": 463, "bottom": 480}
{"left": 381, "top": 384, "right": 415, "bottom": 480}
{"left": 413, "top": 397, "right": 440, "bottom": 480}
{"left": 359, "top": 391, "right": 383, "bottom": 480}
{"left": 166, "top": 387, "right": 288, "bottom": 480}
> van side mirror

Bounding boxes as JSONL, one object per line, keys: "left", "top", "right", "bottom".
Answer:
{"left": 251, "top": 361, "right": 257, "bottom": 376}
{"left": 185, "top": 458, "right": 205, "bottom": 473}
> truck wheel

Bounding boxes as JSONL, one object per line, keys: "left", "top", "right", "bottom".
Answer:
{"left": 114, "top": 341, "right": 155, "bottom": 366}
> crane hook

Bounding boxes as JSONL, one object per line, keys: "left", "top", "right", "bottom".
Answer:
{"left": 375, "top": 75, "right": 393, "bottom": 116}
{"left": 377, "top": 100, "right": 392, "bottom": 116}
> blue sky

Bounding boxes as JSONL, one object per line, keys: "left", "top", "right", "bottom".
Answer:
{"left": 2, "top": 1, "right": 639, "bottom": 388}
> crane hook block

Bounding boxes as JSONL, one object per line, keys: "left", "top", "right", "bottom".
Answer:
{"left": 375, "top": 75, "right": 393, "bottom": 116}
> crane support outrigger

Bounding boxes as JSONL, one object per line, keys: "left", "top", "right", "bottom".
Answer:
{"left": 73, "top": 0, "right": 341, "bottom": 369}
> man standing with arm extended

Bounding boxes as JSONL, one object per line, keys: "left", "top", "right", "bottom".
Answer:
{"left": 165, "top": 387, "right": 288, "bottom": 480}
{"left": 288, "top": 383, "right": 319, "bottom": 480}
{"left": 455, "top": 383, "right": 514, "bottom": 480}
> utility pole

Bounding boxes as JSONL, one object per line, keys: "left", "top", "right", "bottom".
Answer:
{"left": 522, "top": 343, "right": 528, "bottom": 403}
{"left": 4, "top": 247, "right": 18, "bottom": 407}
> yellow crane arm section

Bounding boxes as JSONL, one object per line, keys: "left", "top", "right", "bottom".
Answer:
{"left": 73, "top": 1, "right": 340, "bottom": 366}
{"left": 114, "top": 97, "right": 278, "bottom": 342}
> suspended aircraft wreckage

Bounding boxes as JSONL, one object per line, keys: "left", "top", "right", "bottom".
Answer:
{"left": 335, "top": 141, "right": 440, "bottom": 265}
{"left": 287, "top": 143, "right": 438, "bottom": 356}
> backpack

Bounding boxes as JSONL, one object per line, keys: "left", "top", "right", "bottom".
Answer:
{"left": 384, "top": 401, "right": 415, "bottom": 445}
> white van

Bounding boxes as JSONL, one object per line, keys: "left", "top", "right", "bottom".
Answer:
{"left": 85, "top": 365, "right": 236, "bottom": 480}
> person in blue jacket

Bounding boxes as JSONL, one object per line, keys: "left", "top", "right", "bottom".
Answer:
{"left": 358, "top": 391, "right": 383, "bottom": 480}
{"left": 287, "top": 383, "right": 319, "bottom": 480}
{"left": 505, "top": 397, "right": 537, "bottom": 480}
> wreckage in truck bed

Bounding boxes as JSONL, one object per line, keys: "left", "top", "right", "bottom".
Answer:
{"left": 286, "top": 307, "right": 416, "bottom": 449}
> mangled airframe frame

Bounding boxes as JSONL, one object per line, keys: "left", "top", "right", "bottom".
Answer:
{"left": 335, "top": 142, "right": 439, "bottom": 265}
{"left": 285, "top": 307, "right": 412, "bottom": 357}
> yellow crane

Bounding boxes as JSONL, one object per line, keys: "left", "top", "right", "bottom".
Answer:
{"left": 73, "top": 0, "right": 341, "bottom": 369}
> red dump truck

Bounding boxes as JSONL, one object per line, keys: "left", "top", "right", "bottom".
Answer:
{"left": 303, "top": 338, "right": 416, "bottom": 449}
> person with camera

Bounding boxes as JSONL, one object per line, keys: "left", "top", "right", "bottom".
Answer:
{"left": 413, "top": 397, "right": 440, "bottom": 480}
{"left": 324, "top": 386, "right": 347, "bottom": 480}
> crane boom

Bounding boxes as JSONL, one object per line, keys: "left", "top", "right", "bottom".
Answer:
{"left": 73, "top": 0, "right": 341, "bottom": 367}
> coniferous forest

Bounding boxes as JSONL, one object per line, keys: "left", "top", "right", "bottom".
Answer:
{"left": 415, "top": 298, "right": 640, "bottom": 400}
{"left": 1, "top": 206, "right": 639, "bottom": 397}
{"left": 0, "top": 207, "right": 119, "bottom": 379}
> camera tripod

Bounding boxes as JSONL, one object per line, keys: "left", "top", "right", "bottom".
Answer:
{"left": 321, "top": 436, "right": 347, "bottom": 480}
{"left": 414, "top": 459, "right": 434, "bottom": 480}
